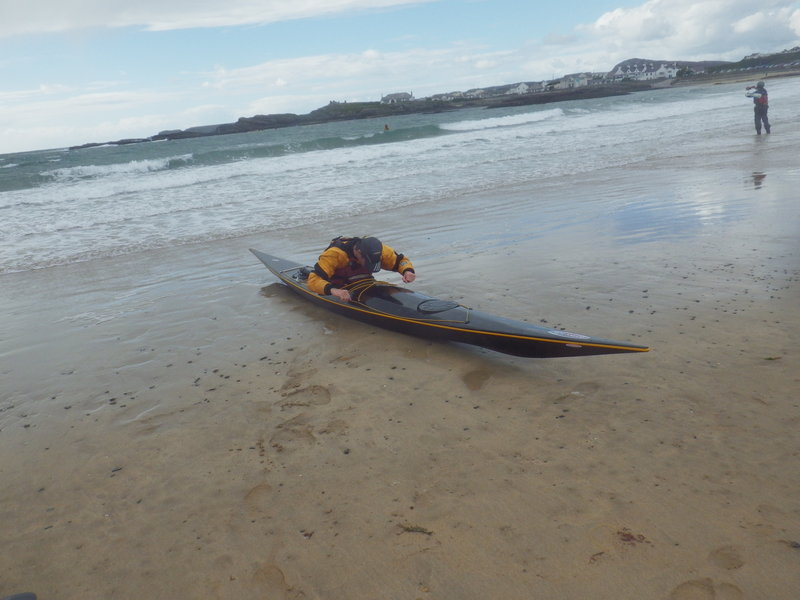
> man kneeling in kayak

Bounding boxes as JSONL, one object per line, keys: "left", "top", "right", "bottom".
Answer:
{"left": 307, "top": 236, "right": 416, "bottom": 302}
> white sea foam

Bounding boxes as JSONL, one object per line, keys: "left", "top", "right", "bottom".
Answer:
{"left": 442, "top": 108, "right": 564, "bottom": 131}
{"left": 2, "top": 77, "right": 800, "bottom": 274}
{"left": 44, "top": 154, "right": 194, "bottom": 181}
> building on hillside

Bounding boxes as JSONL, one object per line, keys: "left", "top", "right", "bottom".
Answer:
{"left": 501, "top": 82, "right": 545, "bottom": 94}
{"left": 380, "top": 92, "right": 414, "bottom": 104}
{"left": 555, "top": 73, "right": 589, "bottom": 89}
{"left": 464, "top": 88, "right": 487, "bottom": 99}
{"left": 428, "top": 91, "right": 464, "bottom": 101}
{"left": 425, "top": 81, "right": 546, "bottom": 102}
{"left": 654, "top": 63, "right": 680, "bottom": 78}
{"left": 549, "top": 73, "right": 607, "bottom": 90}
{"left": 610, "top": 62, "right": 680, "bottom": 81}
{"left": 506, "top": 83, "right": 530, "bottom": 95}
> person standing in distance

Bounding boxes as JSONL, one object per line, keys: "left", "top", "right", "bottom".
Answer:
{"left": 745, "top": 81, "right": 770, "bottom": 135}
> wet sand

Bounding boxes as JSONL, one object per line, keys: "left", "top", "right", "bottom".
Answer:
{"left": 2, "top": 150, "right": 799, "bottom": 598}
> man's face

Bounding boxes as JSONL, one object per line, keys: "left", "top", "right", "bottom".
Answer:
{"left": 353, "top": 246, "right": 365, "bottom": 266}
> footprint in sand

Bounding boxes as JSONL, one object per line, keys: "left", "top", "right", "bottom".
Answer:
{"left": 709, "top": 545, "right": 744, "bottom": 570}
{"left": 670, "top": 578, "right": 743, "bottom": 600}
{"left": 244, "top": 481, "right": 273, "bottom": 513}
{"left": 574, "top": 381, "right": 601, "bottom": 395}
{"left": 270, "top": 412, "right": 316, "bottom": 448}
{"left": 280, "top": 384, "right": 332, "bottom": 409}
{"left": 462, "top": 368, "right": 492, "bottom": 391}
{"left": 252, "top": 563, "right": 303, "bottom": 599}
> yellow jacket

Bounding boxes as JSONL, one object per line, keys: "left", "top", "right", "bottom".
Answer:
{"left": 307, "top": 240, "right": 414, "bottom": 295}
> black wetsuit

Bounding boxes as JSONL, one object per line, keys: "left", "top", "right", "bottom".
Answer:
{"left": 751, "top": 87, "right": 770, "bottom": 134}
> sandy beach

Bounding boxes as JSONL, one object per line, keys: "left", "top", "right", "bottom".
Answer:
{"left": 2, "top": 142, "right": 799, "bottom": 598}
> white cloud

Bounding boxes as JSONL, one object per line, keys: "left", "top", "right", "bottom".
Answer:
{"left": 245, "top": 94, "right": 328, "bottom": 117}
{"left": 10, "top": 92, "right": 159, "bottom": 133}
{"left": 734, "top": 6, "right": 800, "bottom": 39}
{"left": 733, "top": 11, "right": 770, "bottom": 34}
{"left": 203, "top": 47, "right": 476, "bottom": 93}
{"left": 592, "top": 4, "right": 674, "bottom": 43}
{"left": 0, "top": 85, "right": 189, "bottom": 152}
{"left": 582, "top": 0, "right": 800, "bottom": 59}
{"left": 1, "top": 115, "right": 169, "bottom": 152}
{"left": 182, "top": 104, "right": 227, "bottom": 118}
{"left": 504, "top": 1, "right": 800, "bottom": 83}
{"left": 0, "top": 0, "right": 436, "bottom": 37}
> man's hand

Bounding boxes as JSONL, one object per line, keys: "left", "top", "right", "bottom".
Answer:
{"left": 331, "top": 288, "right": 352, "bottom": 302}
{"left": 402, "top": 271, "right": 416, "bottom": 284}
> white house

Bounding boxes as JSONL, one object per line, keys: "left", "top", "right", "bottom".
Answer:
{"left": 654, "top": 63, "right": 679, "bottom": 78}
{"left": 554, "top": 73, "right": 590, "bottom": 89}
{"left": 611, "top": 62, "right": 680, "bottom": 81}
{"left": 506, "top": 83, "right": 530, "bottom": 95}
{"left": 380, "top": 92, "right": 414, "bottom": 104}
{"left": 464, "top": 88, "right": 487, "bottom": 99}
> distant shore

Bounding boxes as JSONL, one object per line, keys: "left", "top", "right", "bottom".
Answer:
{"left": 69, "top": 70, "right": 800, "bottom": 151}
{"left": 669, "top": 68, "right": 800, "bottom": 87}
{"left": 67, "top": 82, "right": 652, "bottom": 150}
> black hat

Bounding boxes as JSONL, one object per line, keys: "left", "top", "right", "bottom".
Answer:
{"left": 356, "top": 237, "right": 383, "bottom": 273}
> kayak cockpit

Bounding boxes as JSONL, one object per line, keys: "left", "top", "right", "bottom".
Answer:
{"left": 347, "top": 281, "right": 471, "bottom": 324}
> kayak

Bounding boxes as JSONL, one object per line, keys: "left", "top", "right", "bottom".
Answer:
{"left": 250, "top": 249, "right": 649, "bottom": 358}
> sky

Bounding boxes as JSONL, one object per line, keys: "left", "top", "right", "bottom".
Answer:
{"left": 1, "top": 0, "right": 799, "bottom": 154}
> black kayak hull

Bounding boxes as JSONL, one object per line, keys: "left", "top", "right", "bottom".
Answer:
{"left": 250, "top": 249, "right": 649, "bottom": 358}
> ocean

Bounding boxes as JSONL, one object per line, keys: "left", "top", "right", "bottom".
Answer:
{"left": 3, "top": 78, "right": 799, "bottom": 275}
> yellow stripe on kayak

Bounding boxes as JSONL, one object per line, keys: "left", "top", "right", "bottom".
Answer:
{"left": 279, "top": 274, "right": 649, "bottom": 353}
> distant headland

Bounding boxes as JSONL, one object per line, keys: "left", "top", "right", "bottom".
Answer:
{"left": 69, "top": 48, "right": 800, "bottom": 151}
{"left": 69, "top": 82, "right": 654, "bottom": 150}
